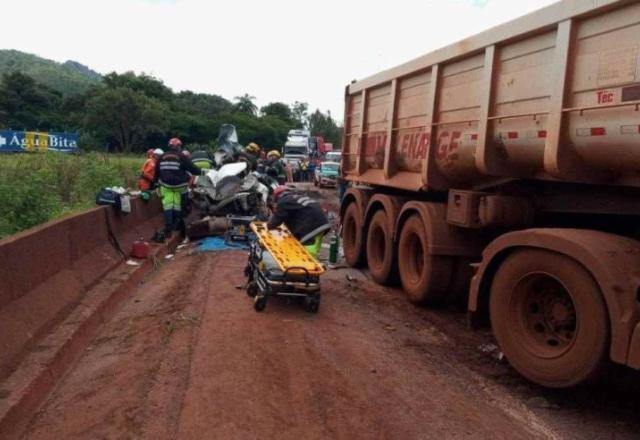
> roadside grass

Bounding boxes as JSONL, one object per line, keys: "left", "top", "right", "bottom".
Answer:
{"left": 0, "top": 152, "right": 144, "bottom": 238}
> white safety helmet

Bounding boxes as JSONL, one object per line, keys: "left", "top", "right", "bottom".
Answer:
{"left": 153, "top": 148, "right": 164, "bottom": 156}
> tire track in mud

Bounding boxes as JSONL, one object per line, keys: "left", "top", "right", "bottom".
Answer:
{"left": 21, "top": 231, "right": 640, "bottom": 439}
{"left": 177, "top": 252, "right": 549, "bottom": 440}
{"left": 326, "top": 271, "right": 640, "bottom": 440}
{"left": 327, "top": 274, "right": 559, "bottom": 437}
{"left": 22, "top": 252, "right": 212, "bottom": 440}
{"left": 138, "top": 252, "right": 216, "bottom": 439}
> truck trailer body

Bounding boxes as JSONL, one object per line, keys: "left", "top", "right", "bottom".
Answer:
{"left": 340, "top": 0, "right": 640, "bottom": 387}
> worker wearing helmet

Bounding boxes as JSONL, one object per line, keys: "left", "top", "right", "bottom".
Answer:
{"left": 154, "top": 137, "right": 203, "bottom": 238}
{"left": 238, "top": 142, "right": 260, "bottom": 171}
{"left": 265, "top": 150, "right": 286, "bottom": 184}
{"left": 138, "top": 148, "right": 163, "bottom": 192}
{"left": 191, "top": 148, "right": 214, "bottom": 170}
{"left": 245, "top": 142, "right": 260, "bottom": 157}
{"left": 267, "top": 186, "right": 330, "bottom": 258}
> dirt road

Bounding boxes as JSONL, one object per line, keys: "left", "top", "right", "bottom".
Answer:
{"left": 20, "top": 188, "right": 640, "bottom": 439}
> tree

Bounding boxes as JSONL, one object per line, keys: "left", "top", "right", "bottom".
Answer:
{"left": 0, "top": 65, "right": 337, "bottom": 153}
{"left": 169, "top": 111, "right": 217, "bottom": 146}
{"left": 58, "top": 84, "right": 101, "bottom": 131}
{"left": 291, "top": 101, "right": 309, "bottom": 128}
{"left": 253, "top": 115, "right": 290, "bottom": 148}
{"left": 233, "top": 93, "right": 258, "bottom": 115}
{"left": 260, "top": 102, "right": 294, "bottom": 124}
{"left": 103, "top": 71, "right": 173, "bottom": 103}
{"left": 0, "top": 71, "right": 62, "bottom": 130}
{"left": 308, "top": 109, "right": 343, "bottom": 147}
{"left": 174, "top": 91, "right": 232, "bottom": 118}
{"left": 84, "top": 87, "right": 170, "bottom": 152}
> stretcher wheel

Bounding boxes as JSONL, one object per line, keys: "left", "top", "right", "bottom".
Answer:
{"left": 254, "top": 296, "right": 267, "bottom": 312}
{"left": 247, "top": 282, "right": 258, "bottom": 298}
{"left": 304, "top": 296, "right": 320, "bottom": 313}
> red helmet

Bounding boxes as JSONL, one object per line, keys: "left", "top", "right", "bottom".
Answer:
{"left": 146, "top": 148, "right": 154, "bottom": 157}
{"left": 273, "top": 185, "right": 290, "bottom": 201}
{"left": 168, "top": 137, "right": 182, "bottom": 149}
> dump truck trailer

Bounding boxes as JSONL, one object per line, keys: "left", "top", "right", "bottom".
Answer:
{"left": 340, "top": 0, "right": 640, "bottom": 388}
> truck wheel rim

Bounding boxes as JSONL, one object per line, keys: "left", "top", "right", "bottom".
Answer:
{"left": 510, "top": 272, "right": 577, "bottom": 359}
{"left": 369, "top": 223, "right": 385, "bottom": 269}
{"left": 406, "top": 232, "right": 424, "bottom": 284}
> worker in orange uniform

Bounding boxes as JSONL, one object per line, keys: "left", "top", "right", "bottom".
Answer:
{"left": 138, "top": 148, "right": 163, "bottom": 193}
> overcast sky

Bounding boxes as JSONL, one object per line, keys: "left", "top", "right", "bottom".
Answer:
{"left": 3, "top": 0, "right": 557, "bottom": 118}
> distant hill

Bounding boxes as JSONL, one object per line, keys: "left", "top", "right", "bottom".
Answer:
{"left": 62, "top": 60, "right": 102, "bottom": 82}
{"left": 0, "top": 50, "right": 101, "bottom": 96}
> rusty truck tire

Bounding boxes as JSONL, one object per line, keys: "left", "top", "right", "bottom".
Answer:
{"left": 398, "top": 215, "right": 452, "bottom": 304}
{"left": 342, "top": 202, "right": 366, "bottom": 267}
{"left": 366, "top": 210, "right": 396, "bottom": 285}
{"left": 490, "top": 249, "right": 609, "bottom": 388}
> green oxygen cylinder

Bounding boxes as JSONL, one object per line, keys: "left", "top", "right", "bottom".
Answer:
{"left": 329, "top": 231, "right": 339, "bottom": 264}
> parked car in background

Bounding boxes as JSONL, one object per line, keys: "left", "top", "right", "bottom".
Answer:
{"left": 324, "top": 151, "right": 341, "bottom": 163}
{"left": 314, "top": 161, "right": 340, "bottom": 188}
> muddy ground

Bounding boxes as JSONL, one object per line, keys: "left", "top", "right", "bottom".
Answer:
{"left": 21, "top": 186, "right": 640, "bottom": 439}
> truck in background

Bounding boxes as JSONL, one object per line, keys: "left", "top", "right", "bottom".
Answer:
{"left": 340, "top": 0, "right": 640, "bottom": 388}
{"left": 309, "top": 136, "right": 324, "bottom": 158}
{"left": 283, "top": 129, "right": 311, "bottom": 173}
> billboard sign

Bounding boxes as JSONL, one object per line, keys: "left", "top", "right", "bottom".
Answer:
{"left": 0, "top": 130, "right": 79, "bottom": 153}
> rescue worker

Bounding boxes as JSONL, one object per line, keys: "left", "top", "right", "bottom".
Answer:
{"left": 238, "top": 142, "right": 260, "bottom": 171}
{"left": 245, "top": 142, "right": 261, "bottom": 158}
{"left": 286, "top": 161, "right": 294, "bottom": 183}
{"left": 300, "top": 158, "right": 309, "bottom": 182}
{"left": 308, "top": 159, "right": 316, "bottom": 181}
{"left": 137, "top": 148, "right": 163, "bottom": 193}
{"left": 191, "top": 148, "right": 214, "bottom": 170}
{"left": 154, "top": 137, "right": 203, "bottom": 238}
{"left": 267, "top": 186, "right": 330, "bottom": 258}
{"left": 266, "top": 150, "right": 287, "bottom": 184}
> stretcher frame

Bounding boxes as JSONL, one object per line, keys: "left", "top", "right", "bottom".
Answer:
{"left": 245, "top": 222, "right": 324, "bottom": 313}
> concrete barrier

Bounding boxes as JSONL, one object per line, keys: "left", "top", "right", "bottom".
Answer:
{"left": 0, "top": 197, "right": 163, "bottom": 380}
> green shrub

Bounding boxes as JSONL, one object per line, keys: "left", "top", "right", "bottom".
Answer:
{"left": 0, "top": 152, "right": 145, "bottom": 238}
{"left": 0, "top": 170, "right": 62, "bottom": 237}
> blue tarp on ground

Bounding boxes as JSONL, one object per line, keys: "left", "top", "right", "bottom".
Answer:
{"left": 194, "top": 235, "right": 255, "bottom": 252}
